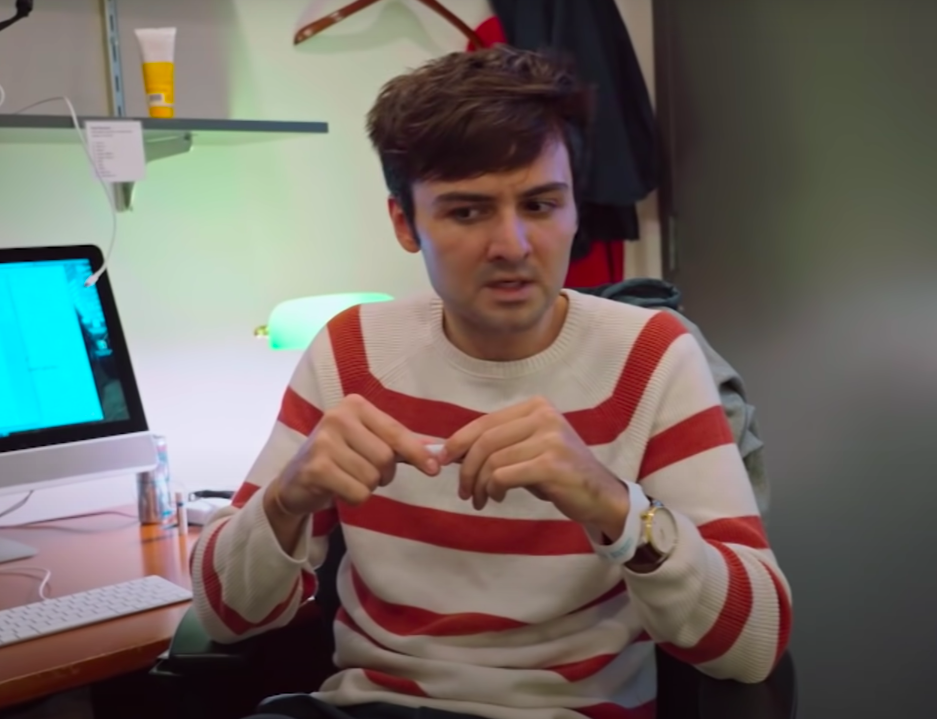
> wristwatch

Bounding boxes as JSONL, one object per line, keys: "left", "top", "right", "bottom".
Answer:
{"left": 631, "top": 499, "right": 678, "bottom": 565}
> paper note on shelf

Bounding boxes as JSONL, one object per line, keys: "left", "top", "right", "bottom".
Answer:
{"left": 85, "top": 120, "right": 147, "bottom": 183}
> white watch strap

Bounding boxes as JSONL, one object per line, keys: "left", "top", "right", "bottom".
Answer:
{"left": 588, "top": 481, "right": 650, "bottom": 564}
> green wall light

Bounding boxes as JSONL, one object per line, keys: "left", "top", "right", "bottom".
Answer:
{"left": 255, "top": 293, "right": 393, "bottom": 350}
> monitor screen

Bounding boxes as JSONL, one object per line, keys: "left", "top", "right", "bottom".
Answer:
{"left": 0, "top": 246, "right": 148, "bottom": 454}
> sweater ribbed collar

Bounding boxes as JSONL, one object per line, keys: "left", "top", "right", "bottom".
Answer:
{"left": 428, "top": 290, "right": 588, "bottom": 379}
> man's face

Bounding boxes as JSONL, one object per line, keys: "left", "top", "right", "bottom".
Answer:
{"left": 390, "top": 141, "right": 577, "bottom": 339}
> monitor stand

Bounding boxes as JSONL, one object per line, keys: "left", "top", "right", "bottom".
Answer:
{"left": 0, "top": 537, "right": 38, "bottom": 564}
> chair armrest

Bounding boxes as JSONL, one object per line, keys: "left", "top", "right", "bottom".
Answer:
{"left": 656, "top": 648, "right": 797, "bottom": 719}
{"left": 698, "top": 650, "right": 797, "bottom": 719}
{"left": 153, "top": 605, "right": 256, "bottom": 673}
{"left": 151, "top": 602, "right": 334, "bottom": 689}
{"left": 150, "top": 603, "right": 334, "bottom": 719}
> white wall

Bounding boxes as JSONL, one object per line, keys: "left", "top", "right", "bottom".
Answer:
{"left": 0, "top": 0, "right": 657, "bottom": 524}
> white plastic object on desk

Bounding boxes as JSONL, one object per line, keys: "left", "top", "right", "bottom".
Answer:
{"left": 185, "top": 497, "right": 230, "bottom": 526}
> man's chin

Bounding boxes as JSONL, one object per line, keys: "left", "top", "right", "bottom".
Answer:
{"left": 475, "top": 306, "right": 548, "bottom": 335}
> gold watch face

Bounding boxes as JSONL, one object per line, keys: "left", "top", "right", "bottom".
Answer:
{"left": 649, "top": 507, "right": 678, "bottom": 555}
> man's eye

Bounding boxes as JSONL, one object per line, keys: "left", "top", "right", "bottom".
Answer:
{"left": 524, "top": 200, "right": 557, "bottom": 214}
{"left": 450, "top": 207, "right": 483, "bottom": 222}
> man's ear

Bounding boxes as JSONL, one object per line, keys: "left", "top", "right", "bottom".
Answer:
{"left": 388, "top": 197, "right": 420, "bottom": 253}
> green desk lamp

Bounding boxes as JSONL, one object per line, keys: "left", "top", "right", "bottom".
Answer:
{"left": 255, "top": 293, "right": 393, "bottom": 350}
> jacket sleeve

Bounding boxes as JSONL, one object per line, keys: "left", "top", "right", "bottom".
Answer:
{"left": 190, "top": 340, "right": 339, "bottom": 644}
{"left": 621, "top": 327, "right": 792, "bottom": 683}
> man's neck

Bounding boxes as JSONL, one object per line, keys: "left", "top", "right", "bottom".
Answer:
{"left": 443, "top": 294, "right": 569, "bottom": 361}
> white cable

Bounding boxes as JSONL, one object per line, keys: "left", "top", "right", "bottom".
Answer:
{"left": 0, "top": 491, "right": 33, "bottom": 519}
{"left": 0, "top": 507, "right": 137, "bottom": 529}
{"left": 10, "top": 95, "right": 118, "bottom": 287}
{"left": 0, "top": 491, "right": 50, "bottom": 601}
{"left": 0, "top": 566, "right": 52, "bottom": 600}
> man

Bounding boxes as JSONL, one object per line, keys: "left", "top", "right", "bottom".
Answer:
{"left": 192, "top": 46, "right": 792, "bottom": 719}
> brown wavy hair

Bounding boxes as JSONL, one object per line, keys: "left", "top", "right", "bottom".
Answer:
{"left": 366, "top": 45, "right": 595, "bottom": 227}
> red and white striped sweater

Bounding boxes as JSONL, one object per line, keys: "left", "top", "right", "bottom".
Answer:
{"left": 191, "top": 290, "right": 792, "bottom": 719}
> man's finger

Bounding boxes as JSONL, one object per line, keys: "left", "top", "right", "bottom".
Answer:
{"left": 345, "top": 422, "right": 392, "bottom": 462}
{"left": 473, "top": 437, "right": 541, "bottom": 508}
{"left": 444, "top": 400, "right": 538, "bottom": 465}
{"left": 358, "top": 401, "right": 439, "bottom": 475}
{"left": 484, "top": 457, "right": 545, "bottom": 505}
{"left": 331, "top": 442, "right": 383, "bottom": 492}
{"left": 444, "top": 416, "right": 490, "bottom": 468}
{"left": 332, "top": 477, "right": 372, "bottom": 507}
{"left": 315, "top": 459, "right": 373, "bottom": 507}
{"left": 459, "top": 417, "right": 537, "bottom": 504}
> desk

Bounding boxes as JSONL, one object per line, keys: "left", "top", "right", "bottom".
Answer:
{"left": 0, "top": 509, "right": 196, "bottom": 710}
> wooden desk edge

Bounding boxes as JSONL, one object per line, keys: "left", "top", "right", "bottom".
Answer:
{"left": 0, "top": 627, "right": 182, "bottom": 708}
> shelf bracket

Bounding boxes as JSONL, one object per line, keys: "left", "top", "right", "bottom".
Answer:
{"left": 114, "top": 132, "right": 193, "bottom": 212}
{"left": 101, "top": 0, "right": 126, "bottom": 118}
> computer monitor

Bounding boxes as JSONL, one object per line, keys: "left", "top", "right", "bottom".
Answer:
{"left": 0, "top": 245, "right": 157, "bottom": 563}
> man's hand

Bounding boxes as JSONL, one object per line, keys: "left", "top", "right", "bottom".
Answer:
{"left": 267, "top": 394, "right": 441, "bottom": 520}
{"left": 441, "top": 397, "right": 630, "bottom": 539}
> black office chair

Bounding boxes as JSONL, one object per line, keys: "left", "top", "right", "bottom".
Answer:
{"left": 150, "top": 526, "right": 796, "bottom": 719}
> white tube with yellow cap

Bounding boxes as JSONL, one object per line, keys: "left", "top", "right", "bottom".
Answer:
{"left": 134, "top": 27, "right": 177, "bottom": 118}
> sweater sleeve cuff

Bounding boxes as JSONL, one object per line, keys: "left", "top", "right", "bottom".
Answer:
{"left": 621, "top": 510, "right": 713, "bottom": 601}
{"left": 237, "top": 483, "right": 312, "bottom": 566}
{"left": 586, "top": 481, "right": 651, "bottom": 563}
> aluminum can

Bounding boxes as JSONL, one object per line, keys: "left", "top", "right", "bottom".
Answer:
{"left": 137, "top": 435, "right": 174, "bottom": 525}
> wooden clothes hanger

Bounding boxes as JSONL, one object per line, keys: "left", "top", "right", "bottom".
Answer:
{"left": 294, "top": 0, "right": 484, "bottom": 49}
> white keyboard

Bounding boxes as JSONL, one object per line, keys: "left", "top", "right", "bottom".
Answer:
{"left": 0, "top": 575, "right": 193, "bottom": 647}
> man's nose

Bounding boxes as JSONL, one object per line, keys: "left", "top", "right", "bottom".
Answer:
{"left": 487, "top": 214, "right": 532, "bottom": 262}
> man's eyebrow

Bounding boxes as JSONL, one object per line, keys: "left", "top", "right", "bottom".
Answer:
{"left": 433, "top": 191, "right": 494, "bottom": 206}
{"left": 433, "top": 182, "right": 570, "bottom": 206}
{"left": 518, "top": 182, "right": 570, "bottom": 198}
